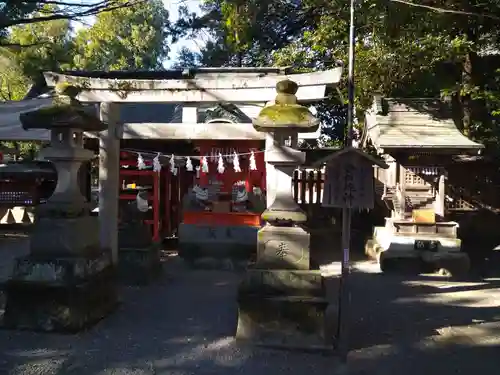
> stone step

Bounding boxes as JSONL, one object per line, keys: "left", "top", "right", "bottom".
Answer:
{"left": 407, "top": 195, "right": 435, "bottom": 210}
{"left": 239, "top": 294, "right": 328, "bottom": 304}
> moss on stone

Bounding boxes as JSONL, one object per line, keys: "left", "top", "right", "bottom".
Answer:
{"left": 259, "top": 105, "right": 310, "bottom": 123}
{"left": 55, "top": 82, "right": 81, "bottom": 98}
{"left": 21, "top": 107, "right": 104, "bottom": 131}
{"left": 253, "top": 104, "right": 319, "bottom": 132}
{"left": 37, "top": 103, "right": 76, "bottom": 116}
{"left": 261, "top": 208, "right": 308, "bottom": 223}
{"left": 253, "top": 79, "right": 319, "bottom": 132}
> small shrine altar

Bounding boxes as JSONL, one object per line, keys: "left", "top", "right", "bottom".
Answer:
{"left": 365, "top": 96, "right": 484, "bottom": 276}
{"left": 178, "top": 139, "right": 267, "bottom": 266}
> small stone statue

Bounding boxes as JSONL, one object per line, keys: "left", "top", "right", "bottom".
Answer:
{"left": 118, "top": 194, "right": 152, "bottom": 249}
{"left": 182, "top": 185, "right": 213, "bottom": 212}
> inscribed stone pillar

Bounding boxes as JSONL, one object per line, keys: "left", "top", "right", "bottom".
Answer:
{"left": 99, "top": 102, "right": 120, "bottom": 264}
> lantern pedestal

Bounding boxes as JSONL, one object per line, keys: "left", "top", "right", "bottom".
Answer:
{"left": 3, "top": 250, "right": 117, "bottom": 332}
{"left": 118, "top": 200, "right": 162, "bottom": 285}
{"left": 236, "top": 269, "right": 336, "bottom": 351}
{"left": 235, "top": 146, "right": 336, "bottom": 350}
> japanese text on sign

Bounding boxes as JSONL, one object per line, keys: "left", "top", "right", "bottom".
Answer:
{"left": 205, "top": 226, "right": 233, "bottom": 239}
{"left": 342, "top": 162, "right": 356, "bottom": 207}
{"left": 322, "top": 154, "right": 375, "bottom": 209}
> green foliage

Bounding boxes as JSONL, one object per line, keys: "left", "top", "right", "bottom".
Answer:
{"left": 7, "top": 11, "right": 74, "bottom": 79}
{"left": 175, "top": 0, "right": 500, "bottom": 150}
{"left": 0, "top": 140, "right": 43, "bottom": 161}
{"left": 72, "top": 0, "right": 170, "bottom": 70}
{"left": 0, "top": 0, "right": 170, "bottom": 153}
{"left": 0, "top": 1, "right": 143, "bottom": 33}
{"left": 0, "top": 0, "right": 171, "bottom": 101}
{"left": 0, "top": 54, "right": 30, "bottom": 100}
{"left": 174, "top": 0, "right": 316, "bottom": 67}
{"left": 0, "top": 5, "right": 74, "bottom": 100}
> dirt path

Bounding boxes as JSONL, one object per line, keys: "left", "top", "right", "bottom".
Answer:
{"left": 0, "top": 238, "right": 498, "bottom": 374}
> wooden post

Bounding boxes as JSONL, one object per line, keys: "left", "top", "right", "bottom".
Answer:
{"left": 99, "top": 102, "right": 120, "bottom": 264}
{"left": 338, "top": 203, "right": 352, "bottom": 360}
{"left": 320, "top": 148, "right": 389, "bottom": 363}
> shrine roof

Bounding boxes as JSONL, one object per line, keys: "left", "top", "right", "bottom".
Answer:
{"left": 312, "top": 146, "right": 388, "bottom": 168}
{"left": 366, "top": 97, "right": 483, "bottom": 151}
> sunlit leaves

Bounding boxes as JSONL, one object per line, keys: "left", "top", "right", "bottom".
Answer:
{"left": 71, "top": 0, "right": 170, "bottom": 70}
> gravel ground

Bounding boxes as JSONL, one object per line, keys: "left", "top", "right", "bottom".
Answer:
{"left": 0, "top": 236, "right": 499, "bottom": 375}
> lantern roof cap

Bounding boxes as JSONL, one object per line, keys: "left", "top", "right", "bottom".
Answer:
{"left": 253, "top": 79, "right": 320, "bottom": 133}
{"left": 20, "top": 83, "right": 105, "bottom": 132}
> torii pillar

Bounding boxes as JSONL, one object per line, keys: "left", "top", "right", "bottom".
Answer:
{"left": 98, "top": 102, "right": 120, "bottom": 265}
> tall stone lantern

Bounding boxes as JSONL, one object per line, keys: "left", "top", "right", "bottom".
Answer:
{"left": 236, "top": 80, "right": 334, "bottom": 350}
{"left": 3, "top": 84, "right": 118, "bottom": 332}
{"left": 253, "top": 79, "right": 319, "bottom": 268}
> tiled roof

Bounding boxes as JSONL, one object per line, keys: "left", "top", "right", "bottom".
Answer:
{"left": 366, "top": 98, "right": 483, "bottom": 150}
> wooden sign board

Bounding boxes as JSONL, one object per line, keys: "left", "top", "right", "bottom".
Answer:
{"left": 322, "top": 153, "right": 375, "bottom": 209}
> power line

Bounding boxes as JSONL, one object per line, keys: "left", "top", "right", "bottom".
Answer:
{"left": 390, "top": 0, "right": 500, "bottom": 21}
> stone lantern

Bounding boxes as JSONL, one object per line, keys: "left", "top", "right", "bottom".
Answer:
{"left": 3, "top": 84, "right": 117, "bottom": 332}
{"left": 253, "top": 79, "right": 319, "bottom": 231}
{"left": 251, "top": 79, "right": 318, "bottom": 270}
{"left": 235, "top": 80, "right": 334, "bottom": 351}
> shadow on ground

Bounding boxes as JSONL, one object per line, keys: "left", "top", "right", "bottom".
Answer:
{"left": 348, "top": 270, "right": 500, "bottom": 350}
{"left": 0, "top": 235, "right": 499, "bottom": 374}
{"left": 0, "top": 254, "right": 340, "bottom": 375}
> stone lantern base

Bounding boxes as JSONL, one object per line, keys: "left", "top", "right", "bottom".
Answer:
{"left": 118, "top": 246, "right": 162, "bottom": 285}
{"left": 235, "top": 224, "right": 338, "bottom": 351}
{"left": 117, "top": 201, "right": 162, "bottom": 285}
{"left": 235, "top": 269, "right": 337, "bottom": 351}
{"left": 2, "top": 245, "right": 118, "bottom": 333}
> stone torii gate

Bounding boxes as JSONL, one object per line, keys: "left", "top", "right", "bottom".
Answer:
{"left": 39, "top": 68, "right": 343, "bottom": 263}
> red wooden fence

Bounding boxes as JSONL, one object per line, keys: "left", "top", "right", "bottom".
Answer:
{"left": 292, "top": 169, "right": 324, "bottom": 205}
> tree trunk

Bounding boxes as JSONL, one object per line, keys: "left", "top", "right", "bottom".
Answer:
{"left": 459, "top": 2, "right": 479, "bottom": 138}
{"left": 236, "top": 51, "right": 243, "bottom": 67}
{"left": 460, "top": 50, "right": 473, "bottom": 137}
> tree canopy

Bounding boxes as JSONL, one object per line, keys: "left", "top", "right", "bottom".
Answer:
{"left": 0, "top": 0, "right": 171, "bottom": 101}
{"left": 72, "top": 0, "right": 170, "bottom": 70}
{"left": 0, "top": 0, "right": 143, "bottom": 30}
{"left": 0, "top": 0, "right": 170, "bottom": 158}
{"left": 173, "top": 0, "right": 500, "bottom": 150}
